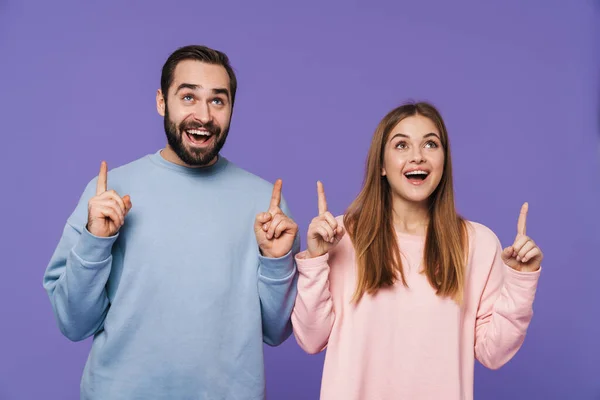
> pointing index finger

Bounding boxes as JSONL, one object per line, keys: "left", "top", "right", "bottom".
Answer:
{"left": 96, "top": 161, "right": 108, "bottom": 195}
{"left": 317, "top": 181, "right": 328, "bottom": 215}
{"left": 269, "top": 179, "right": 282, "bottom": 210}
{"left": 517, "top": 202, "right": 528, "bottom": 235}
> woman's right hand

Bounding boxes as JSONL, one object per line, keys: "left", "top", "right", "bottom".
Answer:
{"left": 307, "top": 181, "right": 345, "bottom": 258}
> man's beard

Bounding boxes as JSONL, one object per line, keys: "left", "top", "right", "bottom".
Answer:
{"left": 163, "top": 106, "right": 229, "bottom": 167}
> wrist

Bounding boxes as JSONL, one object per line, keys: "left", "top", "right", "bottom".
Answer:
{"left": 515, "top": 264, "right": 541, "bottom": 273}
{"left": 306, "top": 249, "right": 325, "bottom": 259}
{"left": 87, "top": 220, "right": 112, "bottom": 238}
{"left": 259, "top": 248, "right": 273, "bottom": 258}
{"left": 259, "top": 247, "right": 289, "bottom": 259}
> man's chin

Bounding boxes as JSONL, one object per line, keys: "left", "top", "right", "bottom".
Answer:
{"left": 182, "top": 148, "right": 218, "bottom": 167}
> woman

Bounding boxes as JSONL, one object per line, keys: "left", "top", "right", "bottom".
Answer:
{"left": 291, "top": 102, "right": 542, "bottom": 399}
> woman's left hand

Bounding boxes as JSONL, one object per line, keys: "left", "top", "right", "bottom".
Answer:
{"left": 501, "top": 202, "right": 543, "bottom": 273}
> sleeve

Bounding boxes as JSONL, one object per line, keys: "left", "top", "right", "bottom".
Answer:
{"left": 42, "top": 178, "right": 117, "bottom": 342}
{"left": 474, "top": 234, "right": 541, "bottom": 369}
{"left": 257, "top": 195, "right": 301, "bottom": 346}
{"left": 290, "top": 251, "right": 336, "bottom": 354}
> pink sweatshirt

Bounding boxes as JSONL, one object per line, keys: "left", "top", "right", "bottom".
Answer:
{"left": 292, "top": 217, "right": 541, "bottom": 400}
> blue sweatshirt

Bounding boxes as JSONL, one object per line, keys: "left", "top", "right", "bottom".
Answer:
{"left": 43, "top": 150, "right": 300, "bottom": 400}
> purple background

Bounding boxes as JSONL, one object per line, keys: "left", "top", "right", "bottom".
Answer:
{"left": 1, "top": 0, "right": 599, "bottom": 399}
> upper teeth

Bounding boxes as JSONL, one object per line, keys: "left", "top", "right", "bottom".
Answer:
{"left": 405, "top": 170, "right": 428, "bottom": 176}
{"left": 188, "top": 130, "right": 210, "bottom": 136}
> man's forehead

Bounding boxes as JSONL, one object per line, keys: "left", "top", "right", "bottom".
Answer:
{"left": 172, "top": 61, "right": 229, "bottom": 88}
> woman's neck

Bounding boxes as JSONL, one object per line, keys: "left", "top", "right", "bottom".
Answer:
{"left": 391, "top": 196, "right": 429, "bottom": 236}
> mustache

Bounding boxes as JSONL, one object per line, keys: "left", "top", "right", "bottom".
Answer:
{"left": 179, "top": 120, "right": 220, "bottom": 136}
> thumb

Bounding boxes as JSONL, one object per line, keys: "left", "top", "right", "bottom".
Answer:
{"left": 333, "top": 226, "right": 346, "bottom": 244}
{"left": 254, "top": 212, "right": 272, "bottom": 229}
{"left": 501, "top": 246, "right": 513, "bottom": 262}
{"left": 123, "top": 195, "right": 132, "bottom": 212}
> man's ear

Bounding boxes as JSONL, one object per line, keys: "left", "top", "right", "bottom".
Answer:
{"left": 156, "top": 89, "right": 166, "bottom": 117}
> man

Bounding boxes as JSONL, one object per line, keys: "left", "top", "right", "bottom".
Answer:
{"left": 43, "top": 45, "right": 300, "bottom": 399}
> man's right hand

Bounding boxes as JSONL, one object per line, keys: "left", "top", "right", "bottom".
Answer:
{"left": 87, "top": 161, "right": 132, "bottom": 237}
